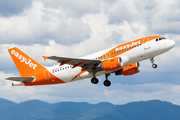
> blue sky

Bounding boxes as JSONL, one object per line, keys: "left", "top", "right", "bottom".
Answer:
{"left": 0, "top": 0, "right": 180, "bottom": 105}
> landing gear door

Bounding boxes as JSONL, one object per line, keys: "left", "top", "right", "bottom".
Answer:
{"left": 144, "top": 38, "right": 150, "bottom": 50}
{"left": 44, "top": 70, "right": 51, "bottom": 80}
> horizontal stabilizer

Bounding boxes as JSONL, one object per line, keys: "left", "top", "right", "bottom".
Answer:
{"left": 6, "top": 77, "right": 35, "bottom": 82}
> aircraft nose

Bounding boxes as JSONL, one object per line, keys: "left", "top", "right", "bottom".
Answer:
{"left": 168, "top": 40, "right": 175, "bottom": 48}
{"left": 164, "top": 40, "right": 175, "bottom": 51}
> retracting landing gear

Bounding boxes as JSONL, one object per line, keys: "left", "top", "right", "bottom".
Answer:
{"left": 103, "top": 73, "right": 111, "bottom": 87}
{"left": 150, "top": 57, "right": 157, "bottom": 68}
{"left": 91, "top": 68, "right": 99, "bottom": 84}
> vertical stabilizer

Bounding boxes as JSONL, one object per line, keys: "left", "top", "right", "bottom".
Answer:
{"left": 8, "top": 47, "right": 45, "bottom": 77}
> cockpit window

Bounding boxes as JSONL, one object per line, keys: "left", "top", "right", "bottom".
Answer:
{"left": 155, "top": 37, "right": 166, "bottom": 41}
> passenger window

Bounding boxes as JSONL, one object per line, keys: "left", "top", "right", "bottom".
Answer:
{"left": 119, "top": 50, "right": 121, "bottom": 52}
{"left": 156, "top": 39, "right": 158, "bottom": 41}
{"left": 159, "top": 38, "right": 162, "bottom": 40}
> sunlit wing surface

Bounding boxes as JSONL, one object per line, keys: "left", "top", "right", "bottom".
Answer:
{"left": 43, "top": 56, "right": 101, "bottom": 69}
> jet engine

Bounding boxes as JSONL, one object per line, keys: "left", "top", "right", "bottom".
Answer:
{"left": 115, "top": 62, "right": 140, "bottom": 76}
{"left": 101, "top": 56, "right": 129, "bottom": 72}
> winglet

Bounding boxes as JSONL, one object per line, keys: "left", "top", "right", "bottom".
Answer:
{"left": 42, "top": 56, "right": 48, "bottom": 61}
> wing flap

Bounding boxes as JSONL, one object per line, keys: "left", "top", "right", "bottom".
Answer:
{"left": 6, "top": 77, "right": 35, "bottom": 82}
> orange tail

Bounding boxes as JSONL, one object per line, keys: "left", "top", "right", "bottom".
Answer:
{"left": 8, "top": 47, "right": 45, "bottom": 77}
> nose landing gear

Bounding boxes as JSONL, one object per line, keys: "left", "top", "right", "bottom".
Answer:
{"left": 152, "top": 64, "right": 157, "bottom": 68}
{"left": 150, "top": 57, "right": 157, "bottom": 68}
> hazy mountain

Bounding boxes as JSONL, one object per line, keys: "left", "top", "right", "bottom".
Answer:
{"left": 0, "top": 98, "right": 179, "bottom": 120}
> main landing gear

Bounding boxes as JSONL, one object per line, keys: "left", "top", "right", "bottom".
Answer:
{"left": 91, "top": 74, "right": 111, "bottom": 87}
{"left": 91, "top": 77, "right": 99, "bottom": 84}
{"left": 91, "top": 69, "right": 111, "bottom": 87}
{"left": 91, "top": 68, "right": 99, "bottom": 84}
{"left": 103, "top": 73, "right": 111, "bottom": 87}
{"left": 150, "top": 57, "right": 157, "bottom": 68}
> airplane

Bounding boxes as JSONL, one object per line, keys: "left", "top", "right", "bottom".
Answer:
{"left": 6, "top": 36, "right": 175, "bottom": 87}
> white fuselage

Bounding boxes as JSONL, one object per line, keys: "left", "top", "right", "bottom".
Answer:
{"left": 47, "top": 38, "right": 175, "bottom": 83}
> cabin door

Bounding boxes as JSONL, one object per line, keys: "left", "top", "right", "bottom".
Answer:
{"left": 144, "top": 38, "right": 150, "bottom": 50}
{"left": 44, "top": 70, "right": 51, "bottom": 80}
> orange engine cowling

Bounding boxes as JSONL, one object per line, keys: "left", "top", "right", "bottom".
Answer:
{"left": 102, "top": 57, "right": 123, "bottom": 72}
{"left": 115, "top": 62, "right": 140, "bottom": 76}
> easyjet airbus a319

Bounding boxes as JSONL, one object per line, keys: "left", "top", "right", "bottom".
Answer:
{"left": 6, "top": 36, "right": 175, "bottom": 87}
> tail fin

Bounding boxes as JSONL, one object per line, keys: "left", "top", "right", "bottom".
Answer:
{"left": 8, "top": 47, "right": 45, "bottom": 77}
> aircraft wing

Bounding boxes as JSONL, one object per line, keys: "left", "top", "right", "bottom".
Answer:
{"left": 43, "top": 56, "right": 102, "bottom": 69}
{"left": 6, "top": 77, "right": 35, "bottom": 82}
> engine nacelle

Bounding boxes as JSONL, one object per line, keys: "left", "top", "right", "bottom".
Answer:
{"left": 101, "top": 56, "right": 130, "bottom": 72}
{"left": 120, "top": 56, "right": 129, "bottom": 67}
{"left": 115, "top": 62, "right": 140, "bottom": 76}
{"left": 102, "top": 57, "right": 123, "bottom": 72}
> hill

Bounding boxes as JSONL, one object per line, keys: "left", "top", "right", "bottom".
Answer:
{"left": 0, "top": 98, "right": 179, "bottom": 120}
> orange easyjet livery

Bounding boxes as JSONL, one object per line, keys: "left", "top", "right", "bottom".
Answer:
{"left": 6, "top": 36, "right": 175, "bottom": 87}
